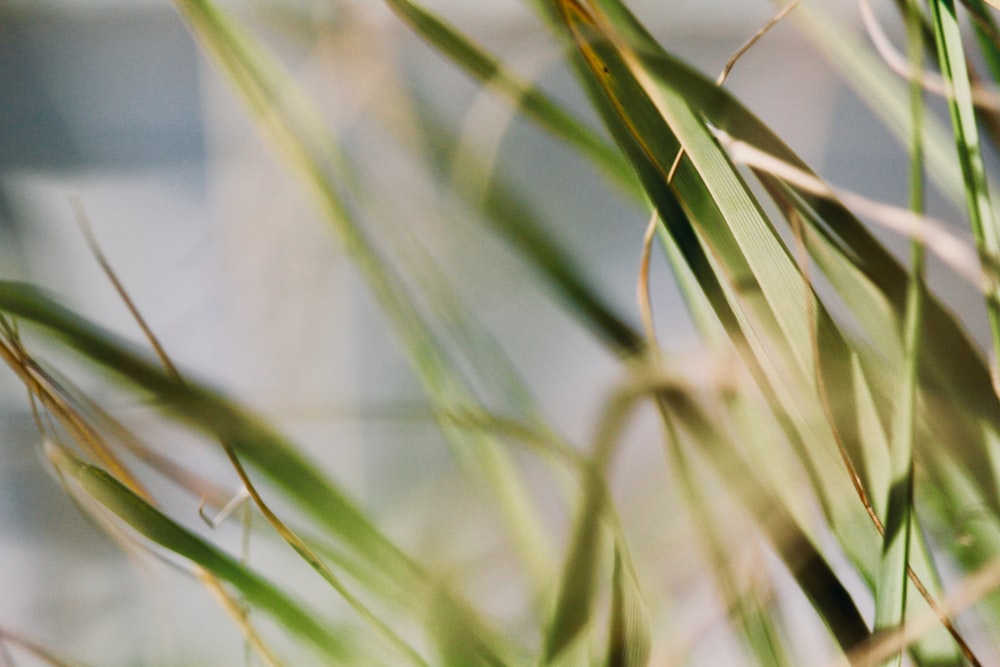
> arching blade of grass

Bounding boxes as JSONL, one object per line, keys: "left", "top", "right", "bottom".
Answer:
{"left": 929, "top": 0, "right": 1000, "bottom": 358}
{"left": 543, "top": 464, "right": 607, "bottom": 664}
{"left": 542, "top": 377, "right": 645, "bottom": 665}
{"left": 46, "top": 443, "right": 354, "bottom": 664}
{"left": 172, "top": 0, "right": 557, "bottom": 594}
{"left": 426, "top": 586, "right": 512, "bottom": 667}
{"left": 540, "top": 370, "right": 676, "bottom": 665}
{"left": 0, "top": 281, "right": 519, "bottom": 667}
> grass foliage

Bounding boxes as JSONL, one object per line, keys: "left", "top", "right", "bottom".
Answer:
{"left": 7, "top": 0, "right": 1000, "bottom": 664}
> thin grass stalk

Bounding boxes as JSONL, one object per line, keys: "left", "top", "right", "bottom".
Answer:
{"left": 873, "top": 3, "right": 926, "bottom": 663}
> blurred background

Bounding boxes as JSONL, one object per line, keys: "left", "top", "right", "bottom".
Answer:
{"left": 0, "top": 1, "right": 977, "bottom": 664}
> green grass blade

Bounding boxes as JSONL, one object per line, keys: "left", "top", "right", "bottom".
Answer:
{"left": 382, "top": 0, "right": 639, "bottom": 198}
{"left": 173, "top": 0, "right": 556, "bottom": 591}
{"left": 544, "top": 4, "right": 978, "bottom": 660}
{"left": 543, "top": 380, "right": 649, "bottom": 665}
{"left": 554, "top": 0, "right": 882, "bottom": 563}
{"left": 620, "top": 19, "right": 1000, "bottom": 527}
{"left": 47, "top": 443, "right": 352, "bottom": 663}
{"left": 928, "top": 0, "right": 1000, "bottom": 356}
{"left": 543, "top": 468, "right": 606, "bottom": 663}
{"left": 873, "top": 7, "right": 924, "bottom": 663}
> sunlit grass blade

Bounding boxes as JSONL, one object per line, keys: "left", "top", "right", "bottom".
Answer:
{"left": 929, "top": 0, "right": 1000, "bottom": 358}
{"left": 612, "top": 12, "right": 1000, "bottom": 533}
{"left": 47, "top": 443, "right": 353, "bottom": 663}
{"left": 542, "top": 5, "right": 982, "bottom": 660}
{"left": 543, "top": 376, "right": 650, "bottom": 664}
{"left": 543, "top": 464, "right": 608, "bottom": 662}
{"left": 554, "top": 0, "right": 884, "bottom": 565}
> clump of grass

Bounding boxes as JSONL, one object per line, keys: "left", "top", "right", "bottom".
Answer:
{"left": 6, "top": 1, "right": 1000, "bottom": 665}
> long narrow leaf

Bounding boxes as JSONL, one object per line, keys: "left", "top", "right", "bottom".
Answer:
{"left": 172, "top": 0, "right": 557, "bottom": 593}
{"left": 929, "top": 0, "right": 1000, "bottom": 356}
{"left": 48, "top": 443, "right": 352, "bottom": 663}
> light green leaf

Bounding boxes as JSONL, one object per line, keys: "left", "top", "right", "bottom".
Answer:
{"left": 48, "top": 443, "right": 352, "bottom": 663}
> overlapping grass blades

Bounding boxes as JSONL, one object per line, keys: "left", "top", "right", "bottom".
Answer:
{"left": 929, "top": 0, "right": 1000, "bottom": 355}
{"left": 9, "top": 0, "right": 1000, "bottom": 664}
{"left": 46, "top": 443, "right": 354, "bottom": 664}
{"left": 172, "top": 0, "right": 560, "bottom": 599}
{"left": 0, "top": 281, "right": 517, "bottom": 665}
{"left": 538, "top": 0, "right": 990, "bottom": 662}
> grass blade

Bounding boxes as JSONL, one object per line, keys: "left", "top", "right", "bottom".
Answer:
{"left": 172, "top": 0, "right": 557, "bottom": 593}
{"left": 873, "top": 5, "right": 925, "bottom": 661}
{"left": 929, "top": 0, "right": 1000, "bottom": 357}
{"left": 382, "top": 0, "right": 639, "bottom": 198}
{"left": 47, "top": 443, "right": 352, "bottom": 664}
